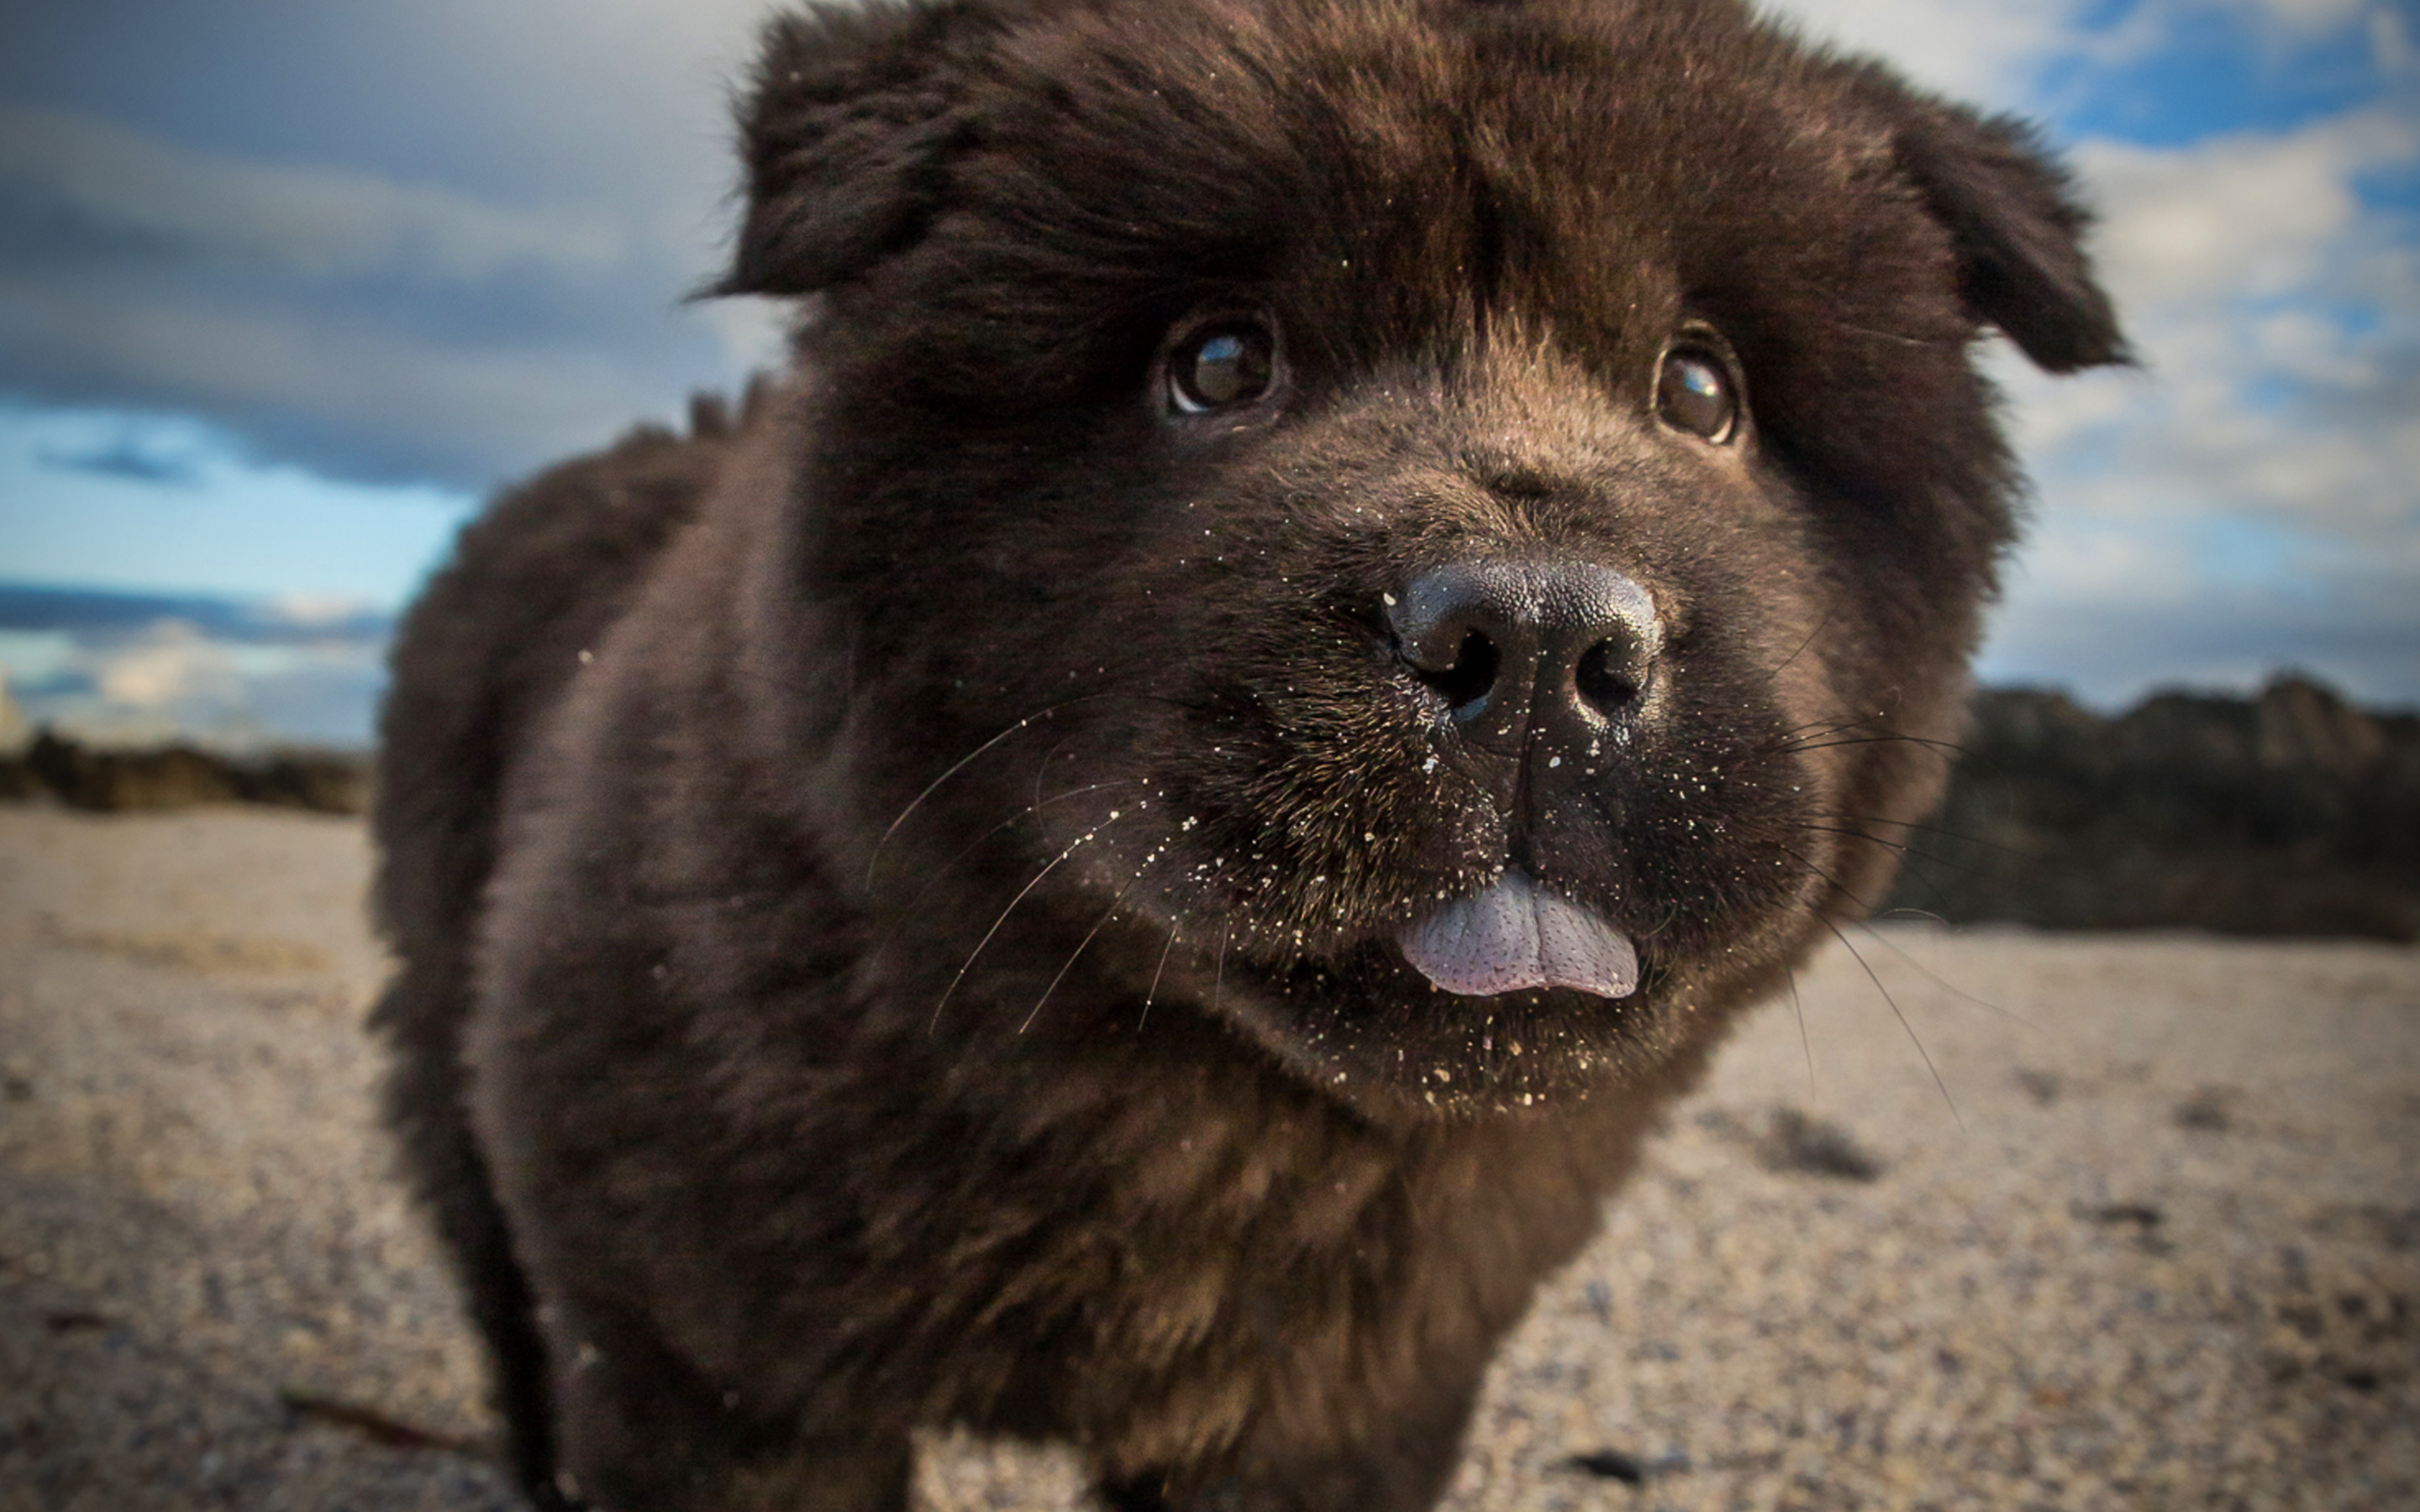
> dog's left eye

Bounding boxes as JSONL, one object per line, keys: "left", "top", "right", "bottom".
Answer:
{"left": 1655, "top": 348, "right": 1738, "bottom": 443}
{"left": 1168, "top": 321, "right": 1277, "bottom": 414}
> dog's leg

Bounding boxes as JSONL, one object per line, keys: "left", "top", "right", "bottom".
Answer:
{"left": 1099, "top": 1365, "right": 1485, "bottom": 1512}
{"left": 545, "top": 1299, "right": 911, "bottom": 1512}
{"left": 374, "top": 968, "right": 568, "bottom": 1504}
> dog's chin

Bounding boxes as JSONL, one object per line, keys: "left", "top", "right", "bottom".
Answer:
{"left": 1123, "top": 900, "right": 1735, "bottom": 1119}
{"left": 1058, "top": 794, "right": 1820, "bottom": 1115}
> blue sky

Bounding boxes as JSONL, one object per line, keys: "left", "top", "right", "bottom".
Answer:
{"left": 0, "top": 0, "right": 2414, "bottom": 746}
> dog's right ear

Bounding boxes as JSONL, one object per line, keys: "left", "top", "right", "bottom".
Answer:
{"left": 713, "top": 0, "right": 1034, "bottom": 297}
{"left": 1839, "top": 65, "right": 2130, "bottom": 374}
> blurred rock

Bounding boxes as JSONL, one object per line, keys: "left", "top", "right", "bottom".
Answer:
{"left": 3, "top": 729, "right": 371, "bottom": 815}
{"left": 1881, "top": 675, "right": 2420, "bottom": 941}
{"left": 0, "top": 667, "right": 30, "bottom": 758}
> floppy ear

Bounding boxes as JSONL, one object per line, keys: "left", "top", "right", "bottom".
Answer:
{"left": 715, "top": 0, "right": 1038, "bottom": 297}
{"left": 1856, "top": 74, "right": 2129, "bottom": 373}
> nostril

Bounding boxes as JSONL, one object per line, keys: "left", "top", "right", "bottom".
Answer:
{"left": 1388, "top": 557, "right": 1658, "bottom": 738}
{"left": 1574, "top": 638, "right": 1645, "bottom": 715}
{"left": 1417, "top": 629, "right": 1499, "bottom": 714}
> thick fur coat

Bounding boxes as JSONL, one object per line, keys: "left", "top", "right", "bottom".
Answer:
{"left": 372, "top": 1, "right": 2124, "bottom": 1507}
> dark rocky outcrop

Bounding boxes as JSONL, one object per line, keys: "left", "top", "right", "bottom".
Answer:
{"left": 1879, "top": 676, "right": 2420, "bottom": 941}
{"left": 0, "top": 731, "right": 371, "bottom": 815}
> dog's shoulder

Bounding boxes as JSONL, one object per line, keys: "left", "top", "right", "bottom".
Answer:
{"left": 372, "top": 386, "right": 769, "bottom": 946}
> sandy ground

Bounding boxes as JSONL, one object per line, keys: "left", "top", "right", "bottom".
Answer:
{"left": 1, "top": 805, "right": 2413, "bottom": 1511}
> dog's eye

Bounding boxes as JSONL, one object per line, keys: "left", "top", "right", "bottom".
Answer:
{"left": 1655, "top": 349, "right": 1737, "bottom": 443}
{"left": 1169, "top": 322, "right": 1277, "bottom": 414}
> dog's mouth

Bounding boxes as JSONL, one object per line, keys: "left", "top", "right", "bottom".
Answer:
{"left": 1395, "top": 869, "right": 1639, "bottom": 1000}
{"left": 1162, "top": 911, "right": 1668, "bottom": 1116}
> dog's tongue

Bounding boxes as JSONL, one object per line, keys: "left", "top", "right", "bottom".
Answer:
{"left": 1397, "top": 869, "right": 1639, "bottom": 999}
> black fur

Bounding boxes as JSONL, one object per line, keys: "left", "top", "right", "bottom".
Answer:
{"left": 373, "top": 3, "right": 2123, "bottom": 1507}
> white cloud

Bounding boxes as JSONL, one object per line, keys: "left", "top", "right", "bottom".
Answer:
{"left": 87, "top": 619, "right": 243, "bottom": 712}
{"left": 0, "top": 102, "right": 627, "bottom": 284}
{"left": 268, "top": 592, "right": 386, "bottom": 628}
{"left": 1980, "top": 97, "right": 2420, "bottom": 702}
{"left": 2009, "top": 105, "right": 2420, "bottom": 529}
{"left": 1757, "top": 0, "right": 2099, "bottom": 101}
{"left": 696, "top": 294, "right": 793, "bottom": 377}
{"left": 2072, "top": 111, "right": 2416, "bottom": 306}
{"left": 1, "top": 615, "right": 394, "bottom": 751}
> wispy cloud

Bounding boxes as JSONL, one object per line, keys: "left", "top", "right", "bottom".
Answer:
{"left": 2078, "top": 109, "right": 2415, "bottom": 311}
{"left": 38, "top": 433, "right": 208, "bottom": 488}
{"left": 1981, "top": 98, "right": 2420, "bottom": 700}
{"left": 0, "top": 403, "right": 475, "bottom": 606}
{"left": 0, "top": 583, "right": 392, "bottom": 645}
{"left": 1, "top": 273, "right": 681, "bottom": 483}
{"left": 0, "top": 585, "right": 393, "bottom": 749}
{"left": 1762, "top": 0, "right": 2113, "bottom": 102}
{"left": 0, "top": 16, "right": 766, "bottom": 490}
{"left": 0, "top": 102, "right": 626, "bottom": 284}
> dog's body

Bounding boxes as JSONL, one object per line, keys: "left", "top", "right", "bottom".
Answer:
{"left": 374, "top": 2, "right": 2123, "bottom": 1506}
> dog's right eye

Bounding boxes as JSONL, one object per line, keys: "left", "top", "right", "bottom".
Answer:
{"left": 1167, "top": 321, "right": 1278, "bottom": 415}
{"left": 1655, "top": 347, "right": 1738, "bottom": 443}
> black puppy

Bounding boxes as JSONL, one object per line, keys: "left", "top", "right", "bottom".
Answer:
{"left": 374, "top": 0, "right": 2123, "bottom": 1506}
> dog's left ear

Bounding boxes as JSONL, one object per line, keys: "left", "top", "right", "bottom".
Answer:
{"left": 1857, "top": 75, "right": 2130, "bottom": 373}
{"left": 713, "top": 0, "right": 1038, "bottom": 297}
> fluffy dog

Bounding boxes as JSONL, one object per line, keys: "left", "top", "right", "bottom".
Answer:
{"left": 373, "top": 0, "right": 2123, "bottom": 1506}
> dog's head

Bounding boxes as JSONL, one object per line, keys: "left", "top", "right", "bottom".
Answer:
{"left": 720, "top": 0, "right": 2123, "bottom": 1113}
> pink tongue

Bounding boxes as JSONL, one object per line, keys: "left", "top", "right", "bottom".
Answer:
{"left": 1397, "top": 870, "right": 1639, "bottom": 1000}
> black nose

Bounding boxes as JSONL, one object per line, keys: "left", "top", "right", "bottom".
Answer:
{"left": 1387, "top": 559, "right": 1657, "bottom": 753}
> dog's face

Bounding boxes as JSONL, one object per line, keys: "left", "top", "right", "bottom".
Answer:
{"left": 723, "top": 0, "right": 2122, "bottom": 1113}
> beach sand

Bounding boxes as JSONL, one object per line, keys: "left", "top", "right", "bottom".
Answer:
{"left": 2, "top": 805, "right": 2412, "bottom": 1509}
